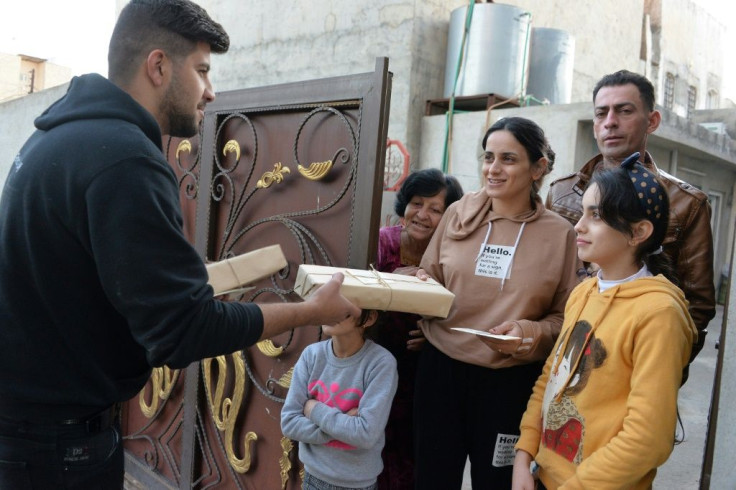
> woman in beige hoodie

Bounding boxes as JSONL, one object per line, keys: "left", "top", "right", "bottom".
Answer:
{"left": 414, "top": 117, "right": 582, "bottom": 489}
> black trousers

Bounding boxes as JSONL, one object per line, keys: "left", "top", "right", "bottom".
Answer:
{"left": 0, "top": 414, "right": 123, "bottom": 489}
{"left": 413, "top": 343, "right": 542, "bottom": 490}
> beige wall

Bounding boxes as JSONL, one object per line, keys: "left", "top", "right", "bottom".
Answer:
{"left": 138, "top": 0, "right": 726, "bottom": 170}
{"left": 419, "top": 103, "right": 593, "bottom": 195}
{"left": 657, "top": 0, "right": 726, "bottom": 114}
{"left": 0, "top": 53, "right": 22, "bottom": 102}
{"left": 44, "top": 62, "right": 73, "bottom": 90}
{"left": 0, "top": 54, "right": 71, "bottom": 102}
{"left": 19, "top": 59, "right": 44, "bottom": 94}
{"left": 198, "top": 0, "right": 465, "bottom": 166}
{"left": 0, "top": 83, "right": 69, "bottom": 183}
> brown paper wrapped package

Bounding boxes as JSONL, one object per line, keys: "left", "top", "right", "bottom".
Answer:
{"left": 293, "top": 264, "right": 455, "bottom": 318}
{"left": 206, "top": 245, "right": 288, "bottom": 295}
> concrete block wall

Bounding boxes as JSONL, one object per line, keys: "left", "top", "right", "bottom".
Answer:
{"left": 195, "top": 0, "right": 647, "bottom": 163}
{"left": 0, "top": 53, "right": 23, "bottom": 102}
{"left": 199, "top": 0, "right": 465, "bottom": 166}
{"left": 419, "top": 102, "right": 592, "bottom": 194}
{"left": 659, "top": 0, "right": 726, "bottom": 115}
{"left": 0, "top": 83, "right": 69, "bottom": 184}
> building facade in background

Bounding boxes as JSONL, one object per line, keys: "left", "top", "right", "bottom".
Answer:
{"left": 0, "top": 52, "right": 70, "bottom": 103}
{"left": 1, "top": 0, "right": 735, "bottom": 487}
{"left": 2, "top": 0, "right": 734, "bottom": 271}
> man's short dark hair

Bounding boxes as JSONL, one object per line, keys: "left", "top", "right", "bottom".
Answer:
{"left": 593, "top": 70, "right": 655, "bottom": 112}
{"left": 108, "top": 0, "right": 229, "bottom": 85}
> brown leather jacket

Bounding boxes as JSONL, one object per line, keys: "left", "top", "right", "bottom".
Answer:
{"left": 545, "top": 153, "right": 715, "bottom": 362}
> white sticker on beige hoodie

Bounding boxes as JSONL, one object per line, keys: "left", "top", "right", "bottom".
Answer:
{"left": 475, "top": 244, "right": 515, "bottom": 279}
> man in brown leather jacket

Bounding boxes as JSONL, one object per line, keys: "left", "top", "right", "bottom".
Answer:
{"left": 545, "top": 70, "right": 715, "bottom": 379}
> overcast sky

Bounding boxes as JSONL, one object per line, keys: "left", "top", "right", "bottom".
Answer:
{"left": 0, "top": 0, "right": 117, "bottom": 77}
{"left": 1, "top": 0, "right": 733, "bottom": 101}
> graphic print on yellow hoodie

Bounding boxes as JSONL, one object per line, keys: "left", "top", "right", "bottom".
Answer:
{"left": 516, "top": 275, "right": 696, "bottom": 490}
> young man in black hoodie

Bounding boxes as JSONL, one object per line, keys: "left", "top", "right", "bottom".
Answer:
{"left": 0, "top": 1, "right": 359, "bottom": 487}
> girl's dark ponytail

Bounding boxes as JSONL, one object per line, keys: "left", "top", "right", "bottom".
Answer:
{"left": 645, "top": 247, "right": 677, "bottom": 285}
{"left": 592, "top": 153, "right": 675, "bottom": 282}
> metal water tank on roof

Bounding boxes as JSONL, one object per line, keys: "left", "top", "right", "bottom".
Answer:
{"left": 443, "top": 3, "right": 531, "bottom": 99}
{"left": 526, "top": 27, "right": 575, "bottom": 105}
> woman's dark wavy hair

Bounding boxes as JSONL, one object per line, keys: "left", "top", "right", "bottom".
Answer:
{"left": 591, "top": 168, "right": 676, "bottom": 283}
{"left": 482, "top": 117, "right": 555, "bottom": 207}
{"left": 394, "top": 168, "right": 464, "bottom": 217}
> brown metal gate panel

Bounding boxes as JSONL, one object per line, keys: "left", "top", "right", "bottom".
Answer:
{"left": 123, "top": 58, "right": 392, "bottom": 489}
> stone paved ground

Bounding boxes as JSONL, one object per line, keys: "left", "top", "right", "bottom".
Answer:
{"left": 654, "top": 304, "right": 722, "bottom": 489}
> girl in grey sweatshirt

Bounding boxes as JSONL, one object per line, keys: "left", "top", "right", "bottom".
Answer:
{"left": 281, "top": 310, "right": 398, "bottom": 489}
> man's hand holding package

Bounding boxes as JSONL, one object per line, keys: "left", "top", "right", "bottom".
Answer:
{"left": 306, "top": 272, "right": 362, "bottom": 324}
{"left": 259, "top": 273, "right": 361, "bottom": 340}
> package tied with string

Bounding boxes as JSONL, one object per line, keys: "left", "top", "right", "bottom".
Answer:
{"left": 293, "top": 264, "right": 455, "bottom": 318}
{"left": 206, "top": 244, "right": 288, "bottom": 296}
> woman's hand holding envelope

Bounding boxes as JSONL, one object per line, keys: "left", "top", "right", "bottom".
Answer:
{"left": 478, "top": 321, "right": 523, "bottom": 355}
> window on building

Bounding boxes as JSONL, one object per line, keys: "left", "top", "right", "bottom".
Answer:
{"left": 664, "top": 73, "right": 675, "bottom": 110}
{"left": 687, "top": 85, "right": 697, "bottom": 118}
{"left": 707, "top": 89, "right": 719, "bottom": 109}
{"left": 18, "top": 72, "right": 31, "bottom": 95}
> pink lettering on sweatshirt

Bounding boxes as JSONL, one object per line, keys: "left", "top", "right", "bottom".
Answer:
{"left": 308, "top": 380, "right": 363, "bottom": 449}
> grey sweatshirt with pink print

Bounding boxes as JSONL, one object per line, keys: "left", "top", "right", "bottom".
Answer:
{"left": 281, "top": 339, "right": 398, "bottom": 488}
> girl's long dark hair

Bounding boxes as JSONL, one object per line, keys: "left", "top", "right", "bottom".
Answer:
{"left": 591, "top": 168, "right": 676, "bottom": 283}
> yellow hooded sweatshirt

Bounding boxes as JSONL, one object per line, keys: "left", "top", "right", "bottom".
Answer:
{"left": 516, "top": 275, "right": 697, "bottom": 489}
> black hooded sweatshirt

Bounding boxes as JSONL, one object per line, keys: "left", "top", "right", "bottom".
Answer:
{"left": 0, "top": 74, "right": 263, "bottom": 420}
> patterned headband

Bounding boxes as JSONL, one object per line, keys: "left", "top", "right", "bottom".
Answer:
{"left": 621, "top": 152, "right": 665, "bottom": 220}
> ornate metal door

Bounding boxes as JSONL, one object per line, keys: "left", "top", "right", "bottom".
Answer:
{"left": 122, "top": 58, "right": 392, "bottom": 489}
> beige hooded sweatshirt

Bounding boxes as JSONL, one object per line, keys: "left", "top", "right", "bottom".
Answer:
{"left": 419, "top": 190, "right": 581, "bottom": 368}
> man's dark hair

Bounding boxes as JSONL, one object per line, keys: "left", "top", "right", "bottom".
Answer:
{"left": 108, "top": 0, "right": 229, "bottom": 85}
{"left": 593, "top": 70, "right": 656, "bottom": 112}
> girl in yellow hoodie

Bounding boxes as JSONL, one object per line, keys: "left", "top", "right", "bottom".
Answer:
{"left": 513, "top": 153, "right": 697, "bottom": 489}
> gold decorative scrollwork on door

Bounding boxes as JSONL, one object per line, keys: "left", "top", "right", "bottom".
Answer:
{"left": 256, "top": 339, "right": 285, "bottom": 357}
{"left": 297, "top": 160, "right": 333, "bottom": 180}
{"left": 279, "top": 436, "right": 294, "bottom": 489}
{"left": 222, "top": 139, "right": 241, "bottom": 161}
{"left": 256, "top": 162, "right": 291, "bottom": 189}
{"left": 176, "top": 139, "right": 192, "bottom": 159}
{"left": 202, "top": 353, "right": 258, "bottom": 473}
{"left": 138, "top": 366, "right": 180, "bottom": 418}
{"left": 274, "top": 366, "right": 294, "bottom": 389}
